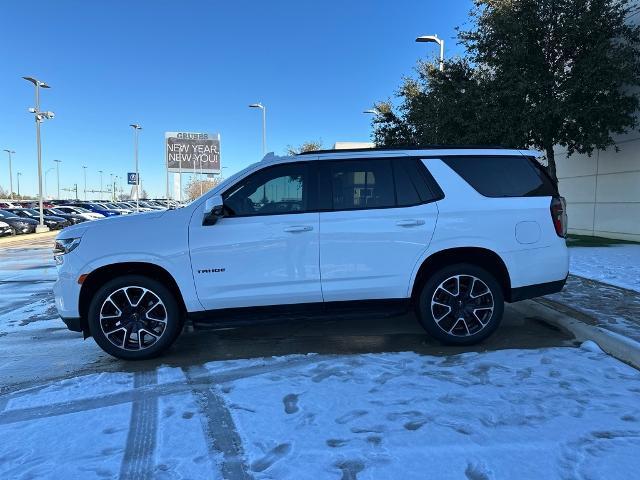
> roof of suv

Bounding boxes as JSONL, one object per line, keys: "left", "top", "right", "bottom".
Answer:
{"left": 293, "top": 145, "right": 540, "bottom": 159}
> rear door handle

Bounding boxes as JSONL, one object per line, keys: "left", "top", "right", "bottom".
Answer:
{"left": 283, "top": 225, "right": 314, "bottom": 233}
{"left": 396, "top": 219, "right": 425, "bottom": 227}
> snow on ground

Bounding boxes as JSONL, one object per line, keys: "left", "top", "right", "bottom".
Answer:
{"left": 569, "top": 244, "right": 640, "bottom": 292}
{"left": 1, "top": 346, "right": 639, "bottom": 479}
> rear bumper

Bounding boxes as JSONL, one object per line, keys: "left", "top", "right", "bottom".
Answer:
{"left": 509, "top": 277, "right": 567, "bottom": 302}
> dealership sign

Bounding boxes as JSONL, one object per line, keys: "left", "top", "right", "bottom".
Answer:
{"left": 165, "top": 132, "right": 220, "bottom": 174}
{"left": 127, "top": 172, "right": 139, "bottom": 185}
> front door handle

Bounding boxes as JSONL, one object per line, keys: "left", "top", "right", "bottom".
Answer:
{"left": 396, "top": 219, "right": 425, "bottom": 227}
{"left": 283, "top": 225, "right": 314, "bottom": 233}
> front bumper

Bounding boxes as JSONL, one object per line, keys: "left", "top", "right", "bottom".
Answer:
{"left": 61, "top": 316, "right": 83, "bottom": 332}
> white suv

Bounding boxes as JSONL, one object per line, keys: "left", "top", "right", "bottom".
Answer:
{"left": 53, "top": 147, "right": 568, "bottom": 359}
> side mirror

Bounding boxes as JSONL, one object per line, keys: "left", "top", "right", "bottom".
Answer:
{"left": 203, "top": 194, "right": 224, "bottom": 226}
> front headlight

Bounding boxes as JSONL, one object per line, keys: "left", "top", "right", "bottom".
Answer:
{"left": 53, "top": 238, "right": 81, "bottom": 264}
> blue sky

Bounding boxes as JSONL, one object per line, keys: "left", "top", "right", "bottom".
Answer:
{"left": 0, "top": 0, "right": 470, "bottom": 198}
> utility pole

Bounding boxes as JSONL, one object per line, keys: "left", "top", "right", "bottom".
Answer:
{"left": 98, "top": 170, "right": 103, "bottom": 201}
{"left": 3, "top": 150, "right": 15, "bottom": 200}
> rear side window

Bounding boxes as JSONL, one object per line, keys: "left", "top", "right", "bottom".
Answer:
{"left": 328, "top": 160, "right": 395, "bottom": 210}
{"left": 443, "top": 156, "right": 557, "bottom": 197}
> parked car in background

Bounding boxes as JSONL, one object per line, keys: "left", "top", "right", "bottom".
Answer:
{"left": 70, "top": 202, "right": 120, "bottom": 217}
{"left": 95, "top": 202, "right": 133, "bottom": 215}
{"left": 7, "top": 208, "right": 71, "bottom": 230}
{"left": 139, "top": 201, "right": 165, "bottom": 210}
{"left": 0, "top": 209, "right": 38, "bottom": 234}
{"left": 0, "top": 220, "right": 14, "bottom": 237}
{"left": 114, "top": 201, "right": 154, "bottom": 212}
{"left": 44, "top": 208, "right": 87, "bottom": 225}
{"left": 55, "top": 205, "right": 104, "bottom": 220}
{"left": 54, "top": 146, "right": 568, "bottom": 360}
{"left": 0, "top": 201, "right": 19, "bottom": 209}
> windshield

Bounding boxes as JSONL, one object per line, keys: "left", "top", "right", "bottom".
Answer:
{"left": 48, "top": 208, "right": 65, "bottom": 215}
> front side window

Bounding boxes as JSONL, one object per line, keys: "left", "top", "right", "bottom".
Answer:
{"left": 223, "top": 163, "right": 308, "bottom": 217}
{"left": 328, "top": 160, "right": 395, "bottom": 210}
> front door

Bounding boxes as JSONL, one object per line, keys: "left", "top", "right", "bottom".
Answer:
{"left": 189, "top": 162, "right": 322, "bottom": 310}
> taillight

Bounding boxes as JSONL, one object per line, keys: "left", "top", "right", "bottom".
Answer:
{"left": 550, "top": 197, "right": 567, "bottom": 237}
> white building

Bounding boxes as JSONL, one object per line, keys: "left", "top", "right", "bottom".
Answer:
{"left": 556, "top": 135, "right": 640, "bottom": 242}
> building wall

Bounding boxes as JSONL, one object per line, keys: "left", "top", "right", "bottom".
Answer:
{"left": 556, "top": 135, "right": 640, "bottom": 241}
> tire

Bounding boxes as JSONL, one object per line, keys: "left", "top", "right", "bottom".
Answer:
{"left": 416, "top": 263, "right": 504, "bottom": 345}
{"left": 87, "top": 275, "right": 182, "bottom": 360}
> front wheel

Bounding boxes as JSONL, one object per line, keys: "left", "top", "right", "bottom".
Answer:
{"left": 88, "top": 275, "right": 182, "bottom": 360}
{"left": 416, "top": 264, "right": 504, "bottom": 345}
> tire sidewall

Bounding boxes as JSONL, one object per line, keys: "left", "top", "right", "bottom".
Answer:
{"left": 417, "top": 263, "right": 504, "bottom": 345}
{"left": 88, "top": 275, "right": 182, "bottom": 360}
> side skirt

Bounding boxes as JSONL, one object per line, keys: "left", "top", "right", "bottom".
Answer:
{"left": 187, "top": 299, "right": 411, "bottom": 328}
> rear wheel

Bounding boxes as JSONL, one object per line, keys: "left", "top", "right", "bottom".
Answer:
{"left": 416, "top": 263, "right": 504, "bottom": 345}
{"left": 88, "top": 275, "right": 182, "bottom": 360}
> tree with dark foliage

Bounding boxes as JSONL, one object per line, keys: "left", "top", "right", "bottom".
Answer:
{"left": 374, "top": 0, "right": 640, "bottom": 184}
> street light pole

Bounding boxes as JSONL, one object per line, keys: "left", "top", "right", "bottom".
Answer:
{"left": 98, "top": 170, "right": 103, "bottom": 201}
{"left": 17, "top": 172, "right": 22, "bottom": 197}
{"left": 415, "top": 34, "right": 445, "bottom": 71}
{"left": 23, "top": 76, "right": 54, "bottom": 233}
{"left": 53, "top": 159, "right": 61, "bottom": 199}
{"left": 3, "top": 150, "right": 15, "bottom": 200}
{"left": 129, "top": 124, "right": 142, "bottom": 212}
{"left": 82, "top": 165, "right": 87, "bottom": 200}
{"left": 45, "top": 167, "right": 54, "bottom": 198}
{"left": 249, "top": 103, "right": 267, "bottom": 156}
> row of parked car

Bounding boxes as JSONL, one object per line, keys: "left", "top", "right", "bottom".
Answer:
{"left": 0, "top": 199, "right": 182, "bottom": 236}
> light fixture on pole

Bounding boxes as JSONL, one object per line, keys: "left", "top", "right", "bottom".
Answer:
{"left": 249, "top": 103, "right": 266, "bottom": 156}
{"left": 16, "top": 172, "right": 22, "bottom": 197}
{"left": 23, "top": 76, "right": 54, "bottom": 233}
{"left": 53, "top": 159, "right": 62, "bottom": 199}
{"left": 3, "top": 149, "right": 15, "bottom": 200}
{"left": 415, "top": 34, "right": 445, "bottom": 71}
{"left": 129, "top": 124, "right": 142, "bottom": 212}
{"left": 98, "top": 170, "right": 104, "bottom": 201}
{"left": 363, "top": 109, "right": 380, "bottom": 116}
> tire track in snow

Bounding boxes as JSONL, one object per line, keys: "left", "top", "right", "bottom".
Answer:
{"left": 183, "top": 365, "right": 252, "bottom": 480}
{"left": 0, "top": 355, "right": 323, "bottom": 426}
{"left": 119, "top": 370, "right": 158, "bottom": 480}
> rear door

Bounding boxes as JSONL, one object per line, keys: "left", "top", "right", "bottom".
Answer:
{"left": 318, "top": 157, "right": 441, "bottom": 301}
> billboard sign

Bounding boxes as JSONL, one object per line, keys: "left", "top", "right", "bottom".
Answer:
{"left": 127, "top": 172, "right": 139, "bottom": 185}
{"left": 165, "top": 132, "right": 220, "bottom": 174}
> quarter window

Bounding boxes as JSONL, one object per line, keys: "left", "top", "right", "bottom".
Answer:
{"left": 442, "top": 156, "right": 557, "bottom": 197}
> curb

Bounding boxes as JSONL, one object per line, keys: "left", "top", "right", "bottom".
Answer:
{"left": 0, "top": 230, "right": 58, "bottom": 247}
{"left": 511, "top": 299, "right": 640, "bottom": 371}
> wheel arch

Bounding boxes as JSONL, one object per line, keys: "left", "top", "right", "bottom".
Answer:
{"left": 410, "top": 247, "right": 512, "bottom": 303}
{"left": 78, "top": 262, "right": 187, "bottom": 337}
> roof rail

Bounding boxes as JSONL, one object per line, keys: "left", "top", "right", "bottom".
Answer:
{"left": 297, "top": 144, "right": 511, "bottom": 155}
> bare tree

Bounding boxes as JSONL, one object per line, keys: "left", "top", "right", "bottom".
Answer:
{"left": 286, "top": 140, "right": 323, "bottom": 156}
{"left": 185, "top": 176, "right": 225, "bottom": 201}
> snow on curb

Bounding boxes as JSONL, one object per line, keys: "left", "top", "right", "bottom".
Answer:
{"left": 513, "top": 300, "right": 640, "bottom": 370}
